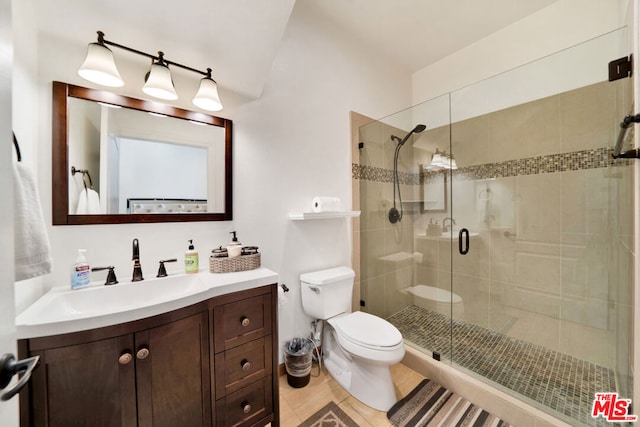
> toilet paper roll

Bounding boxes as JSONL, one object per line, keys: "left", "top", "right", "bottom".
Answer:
{"left": 312, "top": 197, "right": 342, "bottom": 213}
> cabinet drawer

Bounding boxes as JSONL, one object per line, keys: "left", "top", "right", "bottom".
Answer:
{"left": 215, "top": 336, "right": 272, "bottom": 397}
{"left": 213, "top": 294, "right": 272, "bottom": 352}
{"left": 215, "top": 376, "right": 273, "bottom": 427}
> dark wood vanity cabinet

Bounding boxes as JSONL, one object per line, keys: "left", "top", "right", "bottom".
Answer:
{"left": 211, "top": 291, "right": 274, "bottom": 427}
{"left": 19, "top": 284, "right": 279, "bottom": 427}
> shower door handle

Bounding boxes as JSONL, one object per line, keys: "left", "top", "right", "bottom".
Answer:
{"left": 458, "top": 228, "right": 470, "bottom": 255}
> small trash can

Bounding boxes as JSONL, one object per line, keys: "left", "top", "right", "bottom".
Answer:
{"left": 284, "top": 338, "right": 313, "bottom": 388}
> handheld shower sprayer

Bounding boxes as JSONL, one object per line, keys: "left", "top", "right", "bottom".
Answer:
{"left": 391, "top": 124, "right": 427, "bottom": 147}
{"left": 389, "top": 124, "right": 426, "bottom": 224}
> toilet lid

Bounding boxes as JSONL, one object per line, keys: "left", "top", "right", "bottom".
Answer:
{"left": 333, "top": 311, "right": 402, "bottom": 348}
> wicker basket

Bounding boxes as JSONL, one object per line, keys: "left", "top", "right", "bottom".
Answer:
{"left": 209, "top": 253, "right": 261, "bottom": 273}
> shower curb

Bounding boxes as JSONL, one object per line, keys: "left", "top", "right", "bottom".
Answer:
{"left": 401, "top": 345, "right": 574, "bottom": 427}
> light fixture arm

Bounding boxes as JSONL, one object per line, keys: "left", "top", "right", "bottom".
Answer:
{"left": 96, "top": 31, "right": 212, "bottom": 78}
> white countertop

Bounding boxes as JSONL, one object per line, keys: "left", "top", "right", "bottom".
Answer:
{"left": 16, "top": 267, "right": 278, "bottom": 339}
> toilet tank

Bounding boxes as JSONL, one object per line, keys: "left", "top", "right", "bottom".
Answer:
{"left": 300, "top": 266, "right": 355, "bottom": 320}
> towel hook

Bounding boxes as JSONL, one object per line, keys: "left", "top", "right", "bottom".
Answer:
{"left": 71, "top": 167, "right": 94, "bottom": 190}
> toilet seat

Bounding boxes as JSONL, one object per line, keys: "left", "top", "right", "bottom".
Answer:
{"left": 329, "top": 311, "right": 403, "bottom": 350}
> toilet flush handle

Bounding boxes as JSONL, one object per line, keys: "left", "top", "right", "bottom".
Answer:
{"left": 309, "top": 286, "right": 321, "bottom": 293}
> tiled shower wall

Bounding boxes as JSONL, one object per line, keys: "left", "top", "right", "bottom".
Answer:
{"left": 353, "top": 79, "right": 634, "bottom": 381}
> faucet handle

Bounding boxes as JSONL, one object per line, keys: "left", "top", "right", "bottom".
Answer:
{"left": 91, "top": 266, "right": 118, "bottom": 286}
{"left": 156, "top": 259, "right": 178, "bottom": 277}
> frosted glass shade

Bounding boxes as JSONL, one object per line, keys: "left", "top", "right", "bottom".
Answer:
{"left": 431, "top": 152, "right": 446, "bottom": 168}
{"left": 192, "top": 77, "right": 223, "bottom": 111}
{"left": 77, "top": 43, "right": 124, "bottom": 87}
{"left": 142, "top": 63, "right": 178, "bottom": 100}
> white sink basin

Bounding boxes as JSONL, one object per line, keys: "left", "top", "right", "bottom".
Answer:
{"left": 16, "top": 268, "right": 279, "bottom": 339}
{"left": 26, "top": 275, "right": 205, "bottom": 323}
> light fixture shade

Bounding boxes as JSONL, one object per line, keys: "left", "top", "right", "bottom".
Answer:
{"left": 77, "top": 43, "right": 124, "bottom": 87}
{"left": 449, "top": 157, "right": 458, "bottom": 170}
{"left": 192, "top": 77, "right": 223, "bottom": 111}
{"left": 431, "top": 151, "right": 445, "bottom": 168}
{"left": 142, "top": 62, "right": 178, "bottom": 100}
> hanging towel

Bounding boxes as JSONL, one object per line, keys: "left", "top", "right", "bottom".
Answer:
{"left": 478, "top": 187, "right": 496, "bottom": 227}
{"left": 13, "top": 162, "right": 53, "bottom": 281}
{"left": 76, "top": 188, "right": 101, "bottom": 214}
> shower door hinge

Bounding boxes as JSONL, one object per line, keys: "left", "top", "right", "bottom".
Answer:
{"left": 608, "top": 54, "right": 633, "bottom": 81}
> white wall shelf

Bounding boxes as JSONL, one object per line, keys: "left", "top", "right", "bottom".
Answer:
{"left": 288, "top": 211, "right": 361, "bottom": 221}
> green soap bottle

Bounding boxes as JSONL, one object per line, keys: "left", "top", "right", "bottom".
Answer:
{"left": 185, "top": 240, "right": 199, "bottom": 274}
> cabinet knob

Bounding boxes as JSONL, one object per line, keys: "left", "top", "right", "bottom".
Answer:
{"left": 241, "top": 359, "right": 251, "bottom": 371}
{"left": 136, "top": 347, "right": 150, "bottom": 360}
{"left": 240, "top": 316, "right": 250, "bottom": 327}
{"left": 241, "top": 401, "right": 251, "bottom": 414}
{"left": 118, "top": 352, "right": 133, "bottom": 365}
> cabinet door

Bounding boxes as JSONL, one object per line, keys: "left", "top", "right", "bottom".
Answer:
{"left": 30, "top": 335, "right": 136, "bottom": 427}
{"left": 134, "top": 312, "right": 211, "bottom": 427}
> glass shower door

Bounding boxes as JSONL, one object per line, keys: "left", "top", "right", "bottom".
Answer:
{"left": 356, "top": 26, "right": 633, "bottom": 427}
{"left": 357, "top": 93, "right": 454, "bottom": 362}
{"left": 448, "top": 28, "right": 634, "bottom": 427}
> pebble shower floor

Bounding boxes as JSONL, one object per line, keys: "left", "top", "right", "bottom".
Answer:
{"left": 387, "top": 305, "right": 620, "bottom": 427}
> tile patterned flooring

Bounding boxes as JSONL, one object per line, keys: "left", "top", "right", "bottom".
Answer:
{"left": 279, "top": 363, "right": 424, "bottom": 427}
{"left": 388, "top": 305, "right": 620, "bottom": 427}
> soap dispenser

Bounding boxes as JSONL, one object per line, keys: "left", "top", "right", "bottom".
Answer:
{"left": 71, "top": 249, "right": 91, "bottom": 289}
{"left": 227, "top": 231, "right": 242, "bottom": 258}
{"left": 185, "top": 240, "right": 199, "bottom": 274}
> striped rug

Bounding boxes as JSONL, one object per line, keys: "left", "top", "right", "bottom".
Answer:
{"left": 387, "top": 379, "right": 513, "bottom": 427}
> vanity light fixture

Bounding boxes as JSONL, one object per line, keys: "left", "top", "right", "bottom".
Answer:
{"left": 428, "top": 149, "right": 458, "bottom": 170}
{"left": 449, "top": 155, "right": 458, "bottom": 170}
{"left": 431, "top": 149, "right": 446, "bottom": 168}
{"left": 78, "top": 31, "right": 223, "bottom": 111}
{"left": 142, "top": 52, "right": 178, "bottom": 100}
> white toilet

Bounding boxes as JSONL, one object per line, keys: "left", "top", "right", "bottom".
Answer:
{"left": 300, "top": 266, "right": 405, "bottom": 411}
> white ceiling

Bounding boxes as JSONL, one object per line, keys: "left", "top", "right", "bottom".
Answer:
{"left": 33, "top": 0, "right": 559, "bottom": 101}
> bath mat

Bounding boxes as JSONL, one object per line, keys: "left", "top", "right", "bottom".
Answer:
{"left": 298, "top": 401, "right": 359, "bottom": 427}
{"left": 387, "top": 379, "right": 513, "bottom": 427}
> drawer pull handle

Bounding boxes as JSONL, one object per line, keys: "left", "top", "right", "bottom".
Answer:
{"left": 118, "top": 352, "right": 133, "bottom": 365}
{"left": 241, "top": 401, "right": 251, "bottom": 414}
{"left": 241, "top": 316, "right": 250, "bottom": 327}
{"left": 136, "top": 347, "right": 150, "bottom": 360}
{"left": 241, "top": 359, "right": 251, "bottom": 371}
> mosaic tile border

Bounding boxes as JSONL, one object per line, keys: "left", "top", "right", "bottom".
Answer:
{"left": 387, "top": 305, "right": 620, "bottom": 427}
{"left": 353, "top": 147, "right": 631, "bottom": 185}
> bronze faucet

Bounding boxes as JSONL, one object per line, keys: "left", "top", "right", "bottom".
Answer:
{"left": 442, "top": 217, "right": 456, "bottom": 233}
{"left": 132, "top": 238, "right": 144, "bottom": 282}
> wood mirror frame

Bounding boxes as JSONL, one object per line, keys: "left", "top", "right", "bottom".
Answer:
{"left": 52, "top": 81, "right": 232, "bottom": 225}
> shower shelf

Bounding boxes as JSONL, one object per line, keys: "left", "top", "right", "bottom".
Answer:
{"left": 288, "top": 211, "right": 361, "bottom": 220}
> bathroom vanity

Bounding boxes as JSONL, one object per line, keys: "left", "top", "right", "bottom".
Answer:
{"left": 16, "top": 268, "right": 279, "bottom": 427}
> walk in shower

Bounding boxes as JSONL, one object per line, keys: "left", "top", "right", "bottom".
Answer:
{"left": 354, "top": 28, "right": 634, "bottom": 427}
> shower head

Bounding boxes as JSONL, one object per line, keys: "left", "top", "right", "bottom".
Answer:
{"left": 392, "top": 124, "right": 426, "bottom": 146}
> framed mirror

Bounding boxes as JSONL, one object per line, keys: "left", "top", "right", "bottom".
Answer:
{"left": 52, "top": 81, "right": 232, "bottom": 225}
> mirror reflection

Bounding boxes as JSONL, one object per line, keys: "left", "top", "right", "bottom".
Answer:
{"left": 52, "top": 82, "right": 233, "bottom": 225}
